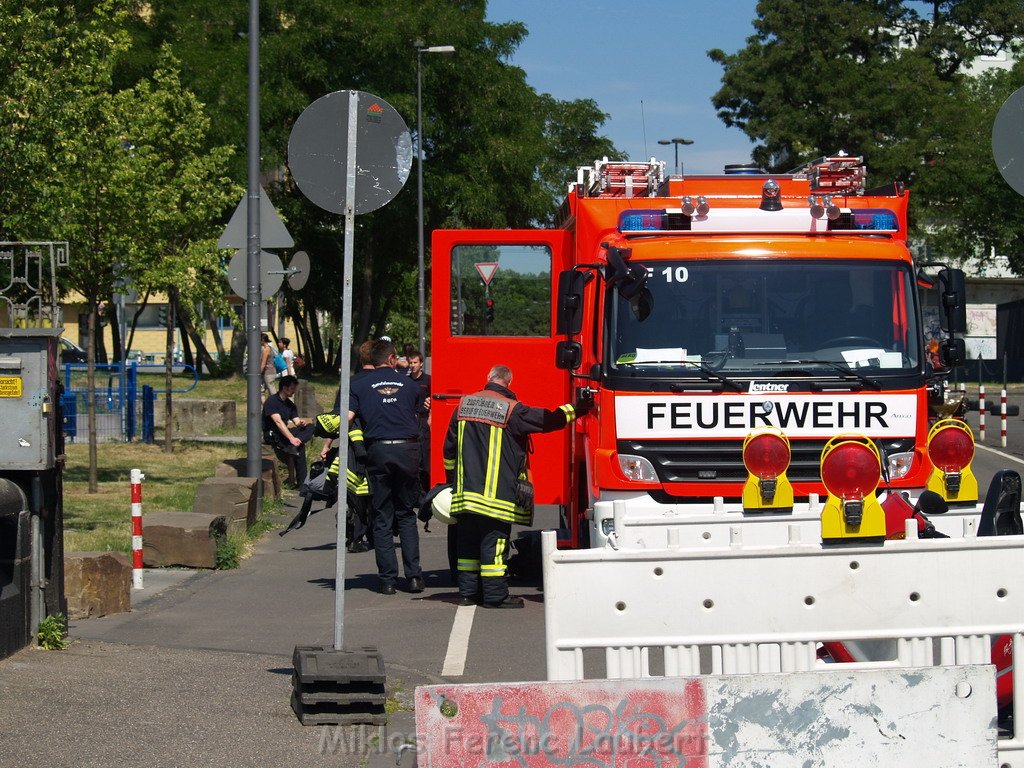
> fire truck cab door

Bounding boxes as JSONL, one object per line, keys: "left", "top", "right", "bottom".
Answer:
{"left": 431, "top": 229, "right": 574, "bottom": 504}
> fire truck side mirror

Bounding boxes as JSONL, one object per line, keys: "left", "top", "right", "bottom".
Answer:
{"left": 940, "top": 337, "right": 965, "bottom": 368}
{"left": 555, "top": 340, "right": 583, "bottom": 371}
{"left": 556, "top": 271, "right": 587, "bottom": 336}
{"left": 937, "top": 267, "right": 967, "bottom": 334}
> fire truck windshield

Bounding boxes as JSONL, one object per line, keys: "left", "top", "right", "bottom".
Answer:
{"left": 607, "top": 259, "right": 921, "bottom": 380}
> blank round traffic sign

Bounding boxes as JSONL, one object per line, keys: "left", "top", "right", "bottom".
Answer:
{"left": 287, "top": 250, "right": 311, "bottom": 291}
{"left": 288, "top": 90, "right": 413, "bottom": 215}
{"left": 993, "top": 86, "right": 1024, "bottom": 197}
{"left": 227, "top": 250, "right": 284, "bottom": 298}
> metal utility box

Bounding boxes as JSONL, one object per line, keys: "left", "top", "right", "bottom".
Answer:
{"left": 0, "top": 328, "right": 65, "bottom": 661}
{"left": 0, "top": 329, "right": 59, "bottom": 470}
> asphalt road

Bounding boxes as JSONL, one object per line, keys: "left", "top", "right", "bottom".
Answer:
{"left": 2, "top": 399, "right": 1023, "bottom": 767}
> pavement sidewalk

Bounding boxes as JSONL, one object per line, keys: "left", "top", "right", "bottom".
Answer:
{"left": 0, "top": 494, "right": 457, "bottom": 768}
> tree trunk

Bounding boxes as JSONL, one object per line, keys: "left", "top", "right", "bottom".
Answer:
{"left": 86, "top": 301, "right": 98, "bottom": 494}
{"left": 207, "top": 308, "right": 226, "bottom": 358}
{"left": 109, "top": 294, "right": 123, "bottom": 363}
{"left": 163, "top": 291, "right": 175, "bottom": 453}
{"left": 126, "top": 290, "right": 150, "bottom": 356}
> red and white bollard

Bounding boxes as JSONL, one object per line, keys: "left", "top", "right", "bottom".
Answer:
{"left": 979, "top": 385, "right": 986, "bottom": 442}
{"left": 131, "top": 468, "right": 145, "bottom": 589}
{"left": 1001, "top": 389, "right": 1007, "bottom": 449}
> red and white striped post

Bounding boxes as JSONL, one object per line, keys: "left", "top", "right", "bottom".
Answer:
{"left": 1001, "top": 389, "right": 1007, "bottom": 449}
{"left": 978, "top": 385, "right": 986, "bottom": 442}
{"left": 131, "top": 468, "right": 145, "bottom": 589}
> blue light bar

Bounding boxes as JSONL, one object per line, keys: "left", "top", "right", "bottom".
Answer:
{"left": 619, "top": 209, "right": 665, "bottom": 231}
{"left": 829, "top": 209, "right": 899, "bottom": 232}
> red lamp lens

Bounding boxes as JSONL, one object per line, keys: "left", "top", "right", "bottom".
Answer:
{"left": 928, "top": 426, "right": 974, "bottom": 472}
{"left": 744, "top": 433, "right": 790, "bottom": 479}
{"left": 821, "top": 442, "right": 880, "bottom": 499}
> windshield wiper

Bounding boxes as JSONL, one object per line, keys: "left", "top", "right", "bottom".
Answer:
{"left": 759, "top": 359, "right": 882, "bottom": 390}
{"left": 618, "top": 357, "right": 743, "bottom": 391}
{"left": 675, "top": 360, "right": 744, "bottom": 391}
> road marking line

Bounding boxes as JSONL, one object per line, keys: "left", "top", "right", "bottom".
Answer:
{"left": 976, "top": 443, "right": 1024, "bottom": 467}
{"left": 442, "top": 605, "right": 475, "bottom": 677}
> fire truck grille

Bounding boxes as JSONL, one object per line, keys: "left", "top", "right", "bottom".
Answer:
{"left": 617, "top": 439, "right": 827, "bottom": 484}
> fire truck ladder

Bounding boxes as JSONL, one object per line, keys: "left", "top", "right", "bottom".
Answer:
{"left": 578, "top": 158, "right": 665, "bottom": 198}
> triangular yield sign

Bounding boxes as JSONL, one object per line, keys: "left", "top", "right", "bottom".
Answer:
{"left": 218, "top": 185, "right": 295, "bottom": 249}
{"left": 475, "top": 262, "right": 499, "bottom": 285}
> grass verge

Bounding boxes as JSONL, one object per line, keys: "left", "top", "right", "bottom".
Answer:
{"left": 63, "top": 441, "right": 248, "bottom": 554}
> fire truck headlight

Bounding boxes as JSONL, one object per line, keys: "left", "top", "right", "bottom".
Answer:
{"left": 601, "top": 518, "right": 616, "bottom": 536}
{"left": 886, "top": 451, "right": 914, "bottom": 480}
{"left": 618, "top": 454, "right": 658, "bottom": 482}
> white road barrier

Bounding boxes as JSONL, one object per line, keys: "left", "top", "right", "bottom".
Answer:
{"left": 541, "top": 529, "right": 1024, "bottom": 765}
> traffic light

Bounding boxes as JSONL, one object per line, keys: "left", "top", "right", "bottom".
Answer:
{"left": 157, "top": 305, "right": 168, "bottom": 326}
{"left": 485, "top": 298, "right": 495, "bottom": 323}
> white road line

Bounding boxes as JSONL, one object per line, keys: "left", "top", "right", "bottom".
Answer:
{"left": 442, "top": 605, "right": 476, "bottom": 677}
{"left": 976, "top": 443, "right": 1024, "bottom": 467}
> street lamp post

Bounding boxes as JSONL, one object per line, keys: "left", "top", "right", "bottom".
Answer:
{"left": 416, "top": 42, "right": 455, "bottom": 360}
{"left": 658, "top": 137, "right": 694, "bottom": 175}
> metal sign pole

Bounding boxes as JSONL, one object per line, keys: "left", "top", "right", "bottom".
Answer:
{"left": 333, "top": 90, "right": 359, "bottom": 651}
{"left": 245, "top": 0, "right": 263, "bottom": 505}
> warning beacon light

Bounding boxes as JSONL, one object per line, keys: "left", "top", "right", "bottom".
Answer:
{"left": 926, "top": 418, "right": 978, "bottom": 505}
{"left": 819, "top": 434, "right": 887, "bottom": 544}
{"left": 741, "top": 429, "right": 794, "bottom": 513}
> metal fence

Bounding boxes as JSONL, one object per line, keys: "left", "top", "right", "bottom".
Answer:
{"left": 61, "top": 363, "right": 197, "bottom": 443}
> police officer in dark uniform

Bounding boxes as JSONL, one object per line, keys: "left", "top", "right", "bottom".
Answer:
{"left": 349, "top": 339, "right": 426, "bottom": 595}
{"left": 443, "top": 364, "right": 592, "bottom": 608}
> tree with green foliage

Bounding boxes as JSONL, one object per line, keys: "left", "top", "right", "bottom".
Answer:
{"left": 708, "top": 0, "right": 1024, "bottom": 270}
{"left": 0, "top": 2, "right": 237, "bottom": 483}
{"left": 116, "top": 0, "right": 622, "bottom": 369}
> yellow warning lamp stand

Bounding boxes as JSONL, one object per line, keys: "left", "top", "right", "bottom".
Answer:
{"left": 925, "top": 418, "right": 978, "bottom": 506}
{"left": 819, "top": 434, "right": 887, "bottom": 544}
{"left": 741, "top": 429, "right": 794, "bottom": 512}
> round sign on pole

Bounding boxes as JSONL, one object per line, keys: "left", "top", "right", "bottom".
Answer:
{"left": 288, "top": 90, "right": 413, "bottom": 214}
{"left": 993, "top": 86, "right": 1024, "bottom": 197}
{"left": 227, "top": 250, "right": 284, "bottom": 298}
{"left": 287, "top": 250, "right": 311, "bottom": 291}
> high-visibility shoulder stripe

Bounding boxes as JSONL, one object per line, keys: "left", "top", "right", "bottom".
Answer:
{"left": 484, "top": 424, "right": 502, "bottom": 498}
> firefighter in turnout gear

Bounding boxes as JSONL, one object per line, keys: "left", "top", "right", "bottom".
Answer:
{"left": 443, "top": 365, "right": 592, "bottom": 608}
{"left": 280, "top": 411, "right": 371, "bottom": 547}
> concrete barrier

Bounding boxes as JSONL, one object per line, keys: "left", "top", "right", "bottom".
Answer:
{"left": 64, "top": 552, "right": 131, "bottom": 620}
{"left": 215, "top": 456, "right": 280, "bottom": 500}
{"left": 193, "top": 477, "right": 258, "bottom": 532}
{"left": 142, "top": 512, "right": 228, "bottom": 569}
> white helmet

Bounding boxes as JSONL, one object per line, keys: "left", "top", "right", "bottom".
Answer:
{"left": 431, "top": 487, "right": 456, "bottom": 525}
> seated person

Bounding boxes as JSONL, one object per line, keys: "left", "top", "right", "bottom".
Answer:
{"left": 262, "top": 375, "right": 313, "bottom": 488}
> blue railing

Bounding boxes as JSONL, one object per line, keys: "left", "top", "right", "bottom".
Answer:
{"left": 61, "top": 362, "right": 198, "bottom": 443}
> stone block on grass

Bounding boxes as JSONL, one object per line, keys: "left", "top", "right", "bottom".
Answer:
{"left": 215, "top": 456, "right": 280, "bottom": 500}
{"left": 193, "top": 476, "right": 258, "bottom": 533}
{"left": 64, "top": 552, "right": 131, "bottom": 620}
{"left": 143, "top": 512, "right": 228, "bottom": 569}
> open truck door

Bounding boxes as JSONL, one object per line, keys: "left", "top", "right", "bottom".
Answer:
{"left": 430, "top": 229, "right": 573, "bottom": 505}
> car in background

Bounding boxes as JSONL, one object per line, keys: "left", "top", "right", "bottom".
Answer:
{"left": 59, "top": 337, "right": 87, "bottom": 364}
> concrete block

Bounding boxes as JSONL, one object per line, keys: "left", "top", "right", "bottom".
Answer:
{"left": 143, "top": 512, "right": 228, "bottom": 569}
{"left": 64, "top": 552, "right": 131, "bottom": 620}
{"left": 193, "top": 477, "right": 258, "bottom": 532}
{"left": 294, "top": 381, "right": 319, "bottom": 420}
{"left": 142, "top": 399, "right": 236, "bottom": 435}
{"left": 215, "top": 457, "right": 280, "bottom": 500}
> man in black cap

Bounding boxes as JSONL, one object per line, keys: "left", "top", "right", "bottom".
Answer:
{"left": 349, "top": 338, "right": 426, "bottom": 595}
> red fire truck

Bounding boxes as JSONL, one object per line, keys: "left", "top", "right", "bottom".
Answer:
{"left": 430, "top": 155, "right": 968, "bottom": 547}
